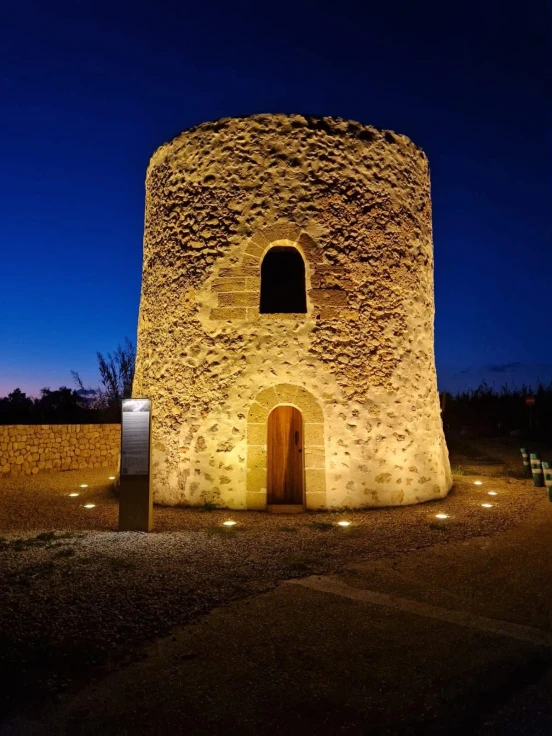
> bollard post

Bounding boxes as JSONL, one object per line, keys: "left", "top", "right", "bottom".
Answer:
{"left": 542, "top": 461, "right": 552, "bottom": 502}
{"left": 520, "top": 447, "right": 531, "bottom": 477}
{"left": 530, "top": 453, "right": 544, "bottom": 488}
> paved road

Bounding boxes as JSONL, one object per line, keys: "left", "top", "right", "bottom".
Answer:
{"left": 4, "top": 501, "right": 551, "bottom": 735}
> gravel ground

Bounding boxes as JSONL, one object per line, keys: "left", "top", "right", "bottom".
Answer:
{"left": 0, "top": 438, "right": 547, "bottom": 718}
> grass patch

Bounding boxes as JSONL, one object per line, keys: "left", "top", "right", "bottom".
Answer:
{"left": 205, "top": 525, "right": 245, "bottom": 537}
{"left": 311, "top": 521, "right": 334, "bottom": 531}
{"left": 506, "top": 468, "right": 527, "bottom": 479}
{"left": 199, "top": 502, "right": 219, "bottom": 512}
{"left": 34, "top": 532, "right": 59, "bottom": 543}
{"left": 452, "top": 466, "right": 465, "bottom": 476}
{"left": 7, "top": 560, "right": 55, "bottom": 586}
{"left": 282, "top": 554, "right": 316, "bottom": 572}
{"left": 0, "top": 531, "right": 78, "bottom": 553}
{"left": 107, "top": 557, "right": 135, "bottom": 571}
{"left": 429, "top": 522, "right": 450, "bottom": 532}
{"left": 54, "top": 548, "right": 76, "bottom": 558}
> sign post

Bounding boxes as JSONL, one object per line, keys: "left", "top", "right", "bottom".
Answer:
{"left": 119, "top": 398, "right": 153, "bottom": 532}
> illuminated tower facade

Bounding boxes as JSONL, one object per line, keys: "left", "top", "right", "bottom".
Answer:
{"left": 133, "top": 114, "right": 452, "bottom": 509}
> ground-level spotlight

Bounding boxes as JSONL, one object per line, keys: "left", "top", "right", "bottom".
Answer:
{"left": 474, "top": 481, "right": 483, "bottom": 486}
{"left": 69, "top": 493, "right": 79, "bottom": 497}
{"left": 337, "top": 520, "right": 351, "bottom": 527}
{"left": 481, "top": 503, "right": 493, "bottom": 508}
{"left": 488, "top": 491, "right": 498, "bottom": 496}
{"left": 108, "top": 476, "right": 116, "bottom": 480}
{"left": 79, "top": 484, "right": 88, "bottom": 488}
{"left": 83, "top": 504, "right": 96, "bottom": 509}
{"left": 435, "top": 513, "right": 449, "bottom": 519}
{"left": 223, "top": 520, "right": 237, "bottom": 527}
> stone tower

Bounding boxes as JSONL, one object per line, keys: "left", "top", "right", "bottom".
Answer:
{"left": 133, "top": 114, "right": 452, "bottom": 509}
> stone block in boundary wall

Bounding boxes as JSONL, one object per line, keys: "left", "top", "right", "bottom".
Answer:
{"left": 0, "top": 424, "right": 121, "bottom": 476}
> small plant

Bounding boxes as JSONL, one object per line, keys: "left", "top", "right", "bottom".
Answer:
{"left": 452, "top": 465, "right": 465, "bottom": 476}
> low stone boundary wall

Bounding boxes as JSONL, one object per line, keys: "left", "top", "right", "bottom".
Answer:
{"left": 0, "top": 424, "right": 120, "bottom": 476}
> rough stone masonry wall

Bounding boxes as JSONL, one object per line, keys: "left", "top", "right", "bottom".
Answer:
{"left": 0, "top": 425, "right": 120, "bottom": 476}
{"left": 134, "top": 113, "right": 452, "bottom": 508}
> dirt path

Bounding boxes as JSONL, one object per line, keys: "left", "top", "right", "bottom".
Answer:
{"left": 4, "top": 499, "right": 550, "bottom": 735}
{"left": 1, "top": 437, "right": 550, "bottom": 732}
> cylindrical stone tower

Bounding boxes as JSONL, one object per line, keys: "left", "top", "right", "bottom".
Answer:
{"left": 133, "top": 114, "right": 452, "bottom": 509}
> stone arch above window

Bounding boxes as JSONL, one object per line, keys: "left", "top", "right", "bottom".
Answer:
{"left": 246, "top": 383, "right": 326, "bottom": 511}
{"left": 209, "top": 221, "right": 353, "bottom": 321}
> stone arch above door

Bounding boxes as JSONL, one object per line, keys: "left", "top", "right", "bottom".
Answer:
{"left": 246, "top": 383, "right": 326, "bottom": 511}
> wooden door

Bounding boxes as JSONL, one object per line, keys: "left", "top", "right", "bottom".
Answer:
{"left": 267, "top": 406, "right": 304, "bottom": 505}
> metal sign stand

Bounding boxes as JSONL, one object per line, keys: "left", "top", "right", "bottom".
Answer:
{"left": 119, "top": 398, "right": 153, "bottom": 532}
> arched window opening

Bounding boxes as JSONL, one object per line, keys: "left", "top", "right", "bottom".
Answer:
{"left": 260, "top": 247, "right": 307, "bottom": 314}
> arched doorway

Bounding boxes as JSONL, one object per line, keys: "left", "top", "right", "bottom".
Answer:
{"left": 267, "top": 405, "right": 304, "bottom": 507}
{"left": 246, "top": 384, "right": 326, "bottom": 511}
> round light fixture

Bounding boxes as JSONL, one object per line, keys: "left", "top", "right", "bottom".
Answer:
{"left": 223, "top": 520, "right": 237, "bottom": 527}
{"left": 69, "top": 493, "right": 79, "bottom": 497}
{"left": 481, "top": 503, "right": 493, "bottom": 508}
{"left": 108, "top": 476, "right": 116, "bottom": 480}
{"left": 488, "top": 491, "right": 497, "bottom": 496}
{"left": 337, "top": 521, "right": 351, "bottom": 527}
{"left": 435, "top": 513, "right": 449, "bottom": 519}
{"left": 474, "top": 481, "right": 483, "bottom": 486}
{"left": 79, "top": 484, "right": 88, "bottom": 488}
{"left": 83, "top": 504, "right": 96, "bottom": 509}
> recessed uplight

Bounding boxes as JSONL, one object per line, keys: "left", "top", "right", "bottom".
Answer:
{"left": 474, "top": 481, "right": 483, "bottom": 486}
{"left": 488, "top": 491, "right": 497, "bottom": 496}
{"left": 435, "top": 513, "right": 449, "bottom": 519}
{"left": 83, "top": 504, "right": 96, "bottom": 509}
{"left": 337, "top": 520, "right": 351, "bottom": 527}
{"left": 223, "top": 520, "right": 236, "bottom": 527}
{"left": 79, "top": 484, "right": 88, "bottom": 489}
{"left": 108, "top": 476, "right": 116, "bottom": 480}
{"left": 68, "top": 493, "right": 79, "bottom": 497}
{"left": 481, "top": 503, "right": 493, "bottom": 508}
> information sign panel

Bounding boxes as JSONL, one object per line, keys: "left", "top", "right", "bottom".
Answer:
{"left": 119, "top": 398, "right": 153, "bottom": 532}
{"left": 121, "top": 398, "right": 151, "bottom": 476}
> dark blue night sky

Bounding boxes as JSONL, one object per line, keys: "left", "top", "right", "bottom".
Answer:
{"left": 1, "top": 0, "right": 550, "bottom": 396}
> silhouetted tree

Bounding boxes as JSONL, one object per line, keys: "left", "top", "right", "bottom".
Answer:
{"left": 0, "top": 387, "right": 93, "bottom": 424}
{"left": 33, "top": 387, "right": 88, "bottom": 423}
{"left": 0, "top": 389, "right": 34, "bottom": 423}
{"left": 443, "top": 380, "right": 552, "bottom": 440}
{"left": 72, "top": 338, "right": 135, "bottom": 420}
{"left": 0, "top": 341, "right": 136, "bottom": 424}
